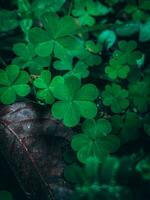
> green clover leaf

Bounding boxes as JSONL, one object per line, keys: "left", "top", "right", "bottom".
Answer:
{"left": 105, "top": 58, "right": 130, "bottom": 80}
{"left": 72, "top": 0, "right": 111, "bottom": 26}
{"left": 113, "top": 40, "right": 142, "bottom": 66}
{"left": 51, "top": 75, "right": 99, "bottom": 127}
{"left": 102, "top": 84, "right": 129, "bottom": 113}
{"left": 33, "top": 70, "right": 54, "bottom": 104}
{"left": 71, "top": 118, "right": 120, "bottom": 163}
{"left": 29, "top": 12, "right": 82, "bottom": 58}
{"left": 13, "top": 43, "right": 51, "bottom": 74}
{"left": 0, "top": 65, "right": 30, "bottom": 104}
{"left": 129, "top": 80, "right": 150, "bottom": 112}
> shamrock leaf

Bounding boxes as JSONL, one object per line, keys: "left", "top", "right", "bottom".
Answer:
{"left": 129, "top": 80, "right": 150, "bottom": 112}
{"left": 51, "top": 75, "right": 99, "bottom": 127}
{"left": 113, "top": 40, "right": 142, "bottom": 66}
{"left": 29, "top": 12, "right": 82, "bottom": 58}
{"left": 71, "top": 118, "right": 120, "bottom": 163}
{"left": 12, "top": 43, "right": 51, "bottom": 74}
{"left": 0, "top": 65, "right": 30, "bottom": 104}
{"left": 33, "top": 70, "right": 54, "bottom": 104}
{"left": 72, "top": 0, "right": 111, "bottom": 26}
{"left": 102, "top": 84, "right": 129, "bottom": 113}
{"left": 105, "top": 58, "right": 130, "bottom": 80}
{"left": 0, "top": 191, "right": 13, "bottom": 200}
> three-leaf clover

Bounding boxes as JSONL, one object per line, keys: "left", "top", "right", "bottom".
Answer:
{"left": 71, "top": 118, "right": 120, "bottom": 163}
{"left": 0, "top": 65, "right": 30, "bottom": 104}
{"left": 105, "top": 58, "right": 130, "bottom": 80}
{"left": 33, "top": 70, "right": 54, "bottom": 104}
{"left": 13, "top": 43, "right": 51, "bottom": 74}
{"left": 102, "top": 84, "right": 129, "bottom": 113}
{"left": 72, "top": 0, "right": 111, "bottom": 26}
{"left": 51, "top": 75, "right": 99, "bottom": 127}
{"left": 29, "top": 12, "right": 82, "bottom": 58}
{"left": 113, "top": 40, "right": 142, "bottom": 66}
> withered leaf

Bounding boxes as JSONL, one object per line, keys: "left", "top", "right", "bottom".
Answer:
{"left": 0, "top": 102, "right": 73, "bottom": 200}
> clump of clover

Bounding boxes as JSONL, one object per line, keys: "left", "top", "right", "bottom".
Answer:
{"left": 0, "top": 65, "right": 30, "bottom": 104}
{"left": 105, "top": 40, "right": 142, "bottom": 80}
{"left": 34, "top": 73, "right": 99, "bottom": 127}
{"left": 102, "top": 84, "right": 129, "bottom": 113}
{"left": 1, "top": 1, "right": 150, "bottom": 198}
{"left": 72, "top": 0, "right": 111, "bottom": 26}
{"left": 13, "top": 43, "right": 51, "bottom": 74}
{"left": 71, "top": 118, "right": 120, "bottom": 163}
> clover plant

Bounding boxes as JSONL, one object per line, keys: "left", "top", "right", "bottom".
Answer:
{"left": 0, "top": 0, "right": 150, "bottom": 199}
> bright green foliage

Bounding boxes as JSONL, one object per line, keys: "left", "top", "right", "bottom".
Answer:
{"left": 0, "top": 65, "right": 30, "bottom": 104}
{"left": 0, "top": 191, "right": 13, "bottom": 200}
{"left": 113, "top": 40, "right": 142, "bottom": 66}
{"left": 71, "top": 118, "right": 120, "bottom": 163}
{"left": 105, "top": 58, "right": 130, "bottom": 80}
{"left": 72, "top": 0, "right": 111, "bottom": 26}
{"left": 0, "top": 1, "right": 150, "bottom": 199}
{"left": 102, "top": 84, "right": 129, "bottom": 113}
{"left": 33, "top": 70, "right": 54, "bottom": 104}
{"left": 29, "top": 12, "right": 81, "bottom": 57}
{"left": 51, "top": 76, "right": 99, "bottom": 127}
{"left": 129, "top": 80, "right": 150, "bottom": 112}
{"left": 13, "top": 43, "right": 50, "bottom": 74}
